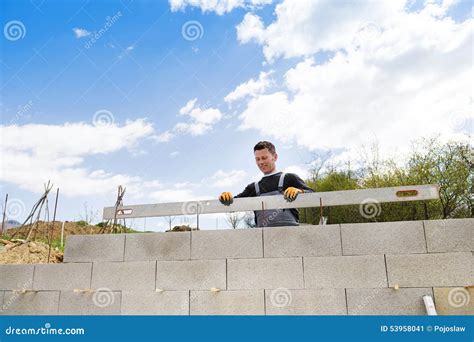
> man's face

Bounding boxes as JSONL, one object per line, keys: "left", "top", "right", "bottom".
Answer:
{"left": 254, "top": 148, "right": 278, "bottom": 175}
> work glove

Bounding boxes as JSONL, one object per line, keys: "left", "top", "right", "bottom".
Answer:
{"left": 283, "top": 187, "right": 303, "bottom": 202}
{"left": 219, "top": 191, "right": 233, "bottom": 205}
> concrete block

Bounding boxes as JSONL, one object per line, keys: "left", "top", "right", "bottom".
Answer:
{"left": 304, "top": 255, "right": 387, "bottom": 288}
{"left": 121, "top": 291, "right": 189, "bottom": 315}
{"left": 33, "top": 263, "right": 92, "bottom": 290}
{"left": 190, "top": 290, "right": 264, "bottom": 315}
{"left": 191, "top": 229, "right": 262, "bottom": 259}
{"left": 1, "top": 291, "right": 59, "bottom": 315}
{"left": 433, "top": 287, "right": 474, "bottom": 315}
{"left": 156, "top": 260, "right": 226, "bottom": 290}
{"left": 58, "top": 290, "right": 121, "bottom": 315}
{"left": 386, "top": 252, "right": 473, "bottom": 287}
{"left": 347, "top": 288, "right": 433, "bottom": 315}
{"left": 0, "top": 265, "right": 34, "bottom": 290}
{"left": 424, "top": 219, "right": 474, "bottom": 253}
{"left": 125, "top": 232, "right": 190, "bottom": 261}
{"left": 341, "top": 221, "right": 426, "bottom": 255}
{"left": 227, "top": 258, "right": 304, "bottom": 290}
{"left": 0, "top": 291, "right": 4, "bottom": 313}
{"left": 92, "top": 261, "right": 155, "bottom": 291}
{"left": 64, "top": 234, "right": 125, "bottom": 262}
{"left": 264, "top": 225, "right": 341, "bottom": 258}
{"left": 265, "top": 288, "right": 346, "bottom": 315}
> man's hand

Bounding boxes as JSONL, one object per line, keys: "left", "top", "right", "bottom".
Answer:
{"left": 283, "top": 187, "right": 303, "bottom": 202}
{"left": 219, "top": 191, "right": 234, "bottom": 205}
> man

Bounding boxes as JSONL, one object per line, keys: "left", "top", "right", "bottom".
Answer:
{"left": 218, "top": 141, "right": 314, "bottom": 227}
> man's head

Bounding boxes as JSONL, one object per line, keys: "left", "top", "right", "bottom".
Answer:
{"left": 254, "top": 141, "right": 278, "bottom": 175}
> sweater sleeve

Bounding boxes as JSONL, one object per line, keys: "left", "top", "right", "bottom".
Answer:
{"left": 235, "top": 182, "right": 257, "bottom": 198}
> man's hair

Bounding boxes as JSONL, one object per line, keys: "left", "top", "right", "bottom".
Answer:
{"left": 254, "top": 141, "right": 276, "bottom": 155}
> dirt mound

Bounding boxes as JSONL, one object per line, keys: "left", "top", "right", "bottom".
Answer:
{"left": 6, "top": 221, "right": 102, "bottom": 241}
{"left": 0, "top": 240, "right": 62, "bottom": 264}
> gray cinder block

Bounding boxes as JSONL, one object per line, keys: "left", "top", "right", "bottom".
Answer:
{"left": 64, "top": 234, "right": 125, "bottom": 262}
{"left": 125, "top": 232, "right": 191, "bottom": 261}
{"left": 424, "top": 219, "right": 474, "bottom": 253}
{"left": 0, "top": 265, "right": 34, "bottom": 290}
{"left": 156, "top": 260, "right": 226, "bottom": 291}
{"left": 304, "top": 255, "right": 387, "bottom": 288}
{"left": 92, "top": 261, "right": 156, "bottom": 291}
{"left": 1, "top": 291, "right": 59, "bottom": 315}
{"left": 191, "top": 229, "right": 263, "bottom": 259}
{"left": 121, "top": 290, "right": 189, "bottom": 315}
{"left": 265, "top": 288, "right": 346, "bottom": 315}
{"left": 386, "top": 252, "right": 473, "bottom": 287}
{"left": 347, "top": 288, "right": 433, "bottom": 315}
{"left": 264, "top": 225, "right": 341, "bottom": 258}
{"left": 33, "top": 263, "right": 92, "bottom": 290}
{"left": 190, "top": 290, "right": 264, "bottom": 315}
{"left": 227, "top": 257, "right": 304, "bottom": 290}
{"left": 0, "top": 291, "right": 4, "bottom": 313}
{"left": 341, "top": 221, "right": 426, "bottom": 255}
{"left": 58, "top": 290, "right": 121, "bottom": 315}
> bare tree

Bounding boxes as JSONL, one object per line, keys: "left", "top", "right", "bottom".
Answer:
{"left": 163, "top": 216, "right": 175, "bottom": 230}
{"left": 79, "top": 201, "right": 99, "bottom": 224}
{"left": 226, "top": 212, "right": 244, "bottom": 229}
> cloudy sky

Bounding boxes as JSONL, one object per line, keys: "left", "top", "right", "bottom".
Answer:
{"left": 0, "top": 0, "right": 472, "bottom": 230}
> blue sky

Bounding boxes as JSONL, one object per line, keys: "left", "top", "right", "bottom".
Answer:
{"left": 1, "top": 0, "right": 472, "bottom": 230}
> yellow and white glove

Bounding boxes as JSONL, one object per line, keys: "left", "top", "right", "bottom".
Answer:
{"left": 219, "top": 191, "right": 234, "bottom": 205}
{"left": 283, "top": 187, "right": 303, "bottom": 202}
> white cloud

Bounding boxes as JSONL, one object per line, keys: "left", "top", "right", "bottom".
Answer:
{"left": 0, "top": 120, "right": 154, "bottom": 197}
{"left": 169, "top": 0, "right": 272, "bottom": 15}
{"left": 207, "top": 169, "right": 247, "bottom": 188}
{"left": 174, "top": 98, "right": 223, "bottom": 136}
{"left": 72, "top": 27, "right": 91, "bottom": 38}
{"left": 153, "top": 131, "right": 175, "bottom": 143}
{"left": 283, "top": 165, "right": 310, "bottom": 180}
{"left": 236, "top": 0, "right": 472, "bottom": 164}
{"left": 224, "top": 70, "right": 274, "bottom": 103}
{"left": 236, "top": 13, "right": 265, "bottom": 44}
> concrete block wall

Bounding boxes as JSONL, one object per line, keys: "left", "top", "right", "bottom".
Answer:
{"left": 0, "top": 218, "right": 472, "bottom": 315}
